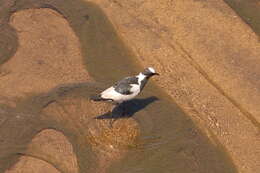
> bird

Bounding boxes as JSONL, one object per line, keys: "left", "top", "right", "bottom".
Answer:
{"left": 90, "top": 67, "right": 159, "bottom": 105}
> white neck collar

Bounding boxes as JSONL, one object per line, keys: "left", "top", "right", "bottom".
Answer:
{"left": 137, "top": 73, "right": 146, "bottom": 84}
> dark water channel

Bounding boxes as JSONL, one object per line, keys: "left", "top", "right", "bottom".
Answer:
{"left": 1, "top": 0, "right": 257, "bottom": 172}
{"left": 224, "top": 0, "right": 260, "bottom": 36}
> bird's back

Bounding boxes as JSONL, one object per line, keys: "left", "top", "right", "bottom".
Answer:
{"left": 113, "top": 76, "right": 139, "bottom": 95}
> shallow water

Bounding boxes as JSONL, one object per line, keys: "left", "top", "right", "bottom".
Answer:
{"left": 224, "top": 0, "right": 260, "bottom": 36}
{"left": 64, "top": 1, "right": 238, "bottom": 172}
{"left": 0, "top": 0, "right": 250, "bottom": 172}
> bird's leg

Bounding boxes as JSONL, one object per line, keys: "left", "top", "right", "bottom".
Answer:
{"left": 120, "top": 103, "right": 127, "bottom": 117}
{"left": 109, "top": 118, "right": 116, "bottom": 128}
{"left": 109, "top": 102, "right": 120, "bottom": 128}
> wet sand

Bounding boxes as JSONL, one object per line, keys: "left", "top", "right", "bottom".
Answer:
{"left": 0, "top": 0, "right": 259, "bottom": 173}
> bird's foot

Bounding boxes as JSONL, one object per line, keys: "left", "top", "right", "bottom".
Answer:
{"left": 109, "top": 118, "right": 116, "bottom": 128}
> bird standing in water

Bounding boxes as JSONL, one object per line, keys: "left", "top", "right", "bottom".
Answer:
{"left": 91, "top": 67, "right": 159, "bottom": 106}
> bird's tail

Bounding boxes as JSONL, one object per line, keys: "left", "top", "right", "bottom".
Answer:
{"left": 90, "top": 95, "right": 113, "bottom": 102}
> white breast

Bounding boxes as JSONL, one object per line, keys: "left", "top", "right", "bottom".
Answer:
{"left": 101, "top": 87, "right": 121, "bottom": 99}
{"left": 130, "top": 84, "right": 140, "bottom": 93}
{"left": 101, "top": 85, "right": 141, "bottom": 103}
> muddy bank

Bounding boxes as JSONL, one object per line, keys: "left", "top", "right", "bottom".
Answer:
{"left": 1, "top": 3, "right": 235, "bottom": 173}
{"left": 0, "top": 0, "right": 258, "bottom": 173}
{"left": 6, "top": 129, "right": 78, "bottom": 173}
{"left": 1, "top": 82, "right": 139, "bottom": 173}
{"left": 92, "top": 0, "right": 260, "bottom": 172}
{"left": 1, "top": 1, "right": 236, "bottom": 172}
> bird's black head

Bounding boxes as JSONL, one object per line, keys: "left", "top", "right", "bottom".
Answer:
{"left": 142, "top": 67, "right": 159, "bottom": 77}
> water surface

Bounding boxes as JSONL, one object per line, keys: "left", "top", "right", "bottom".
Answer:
{"left": 0, "top": 0, "right": 241, "bottom": 172}
{"left": 224, "top": 0, "right": 260, "bottom": 36}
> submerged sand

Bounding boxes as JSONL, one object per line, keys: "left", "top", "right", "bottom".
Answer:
{"left": 0, "top": 0, "right": 259, "bottom": 173}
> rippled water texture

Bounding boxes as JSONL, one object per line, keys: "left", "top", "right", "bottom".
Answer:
{"left": 0, "top": 0, "right": 253, "bottom": 172}
{"left": 224, "top": 0, "right": 260, "bottom": 36}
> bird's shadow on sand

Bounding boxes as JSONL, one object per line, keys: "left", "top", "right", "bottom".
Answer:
{"left": 94, "top": 96, "right": 159, "bottom": 120}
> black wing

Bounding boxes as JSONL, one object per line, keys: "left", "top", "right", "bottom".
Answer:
{"left": 113, "top": 76, "right": 139, "bottom": 95}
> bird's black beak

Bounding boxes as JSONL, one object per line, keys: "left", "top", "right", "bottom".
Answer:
{"left": 153, "top": 73, "right": 160, "bottom": 76}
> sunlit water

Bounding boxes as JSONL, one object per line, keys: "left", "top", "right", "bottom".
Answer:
{"left": 1, "top": 0, "right": 258, "bottom": 172}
